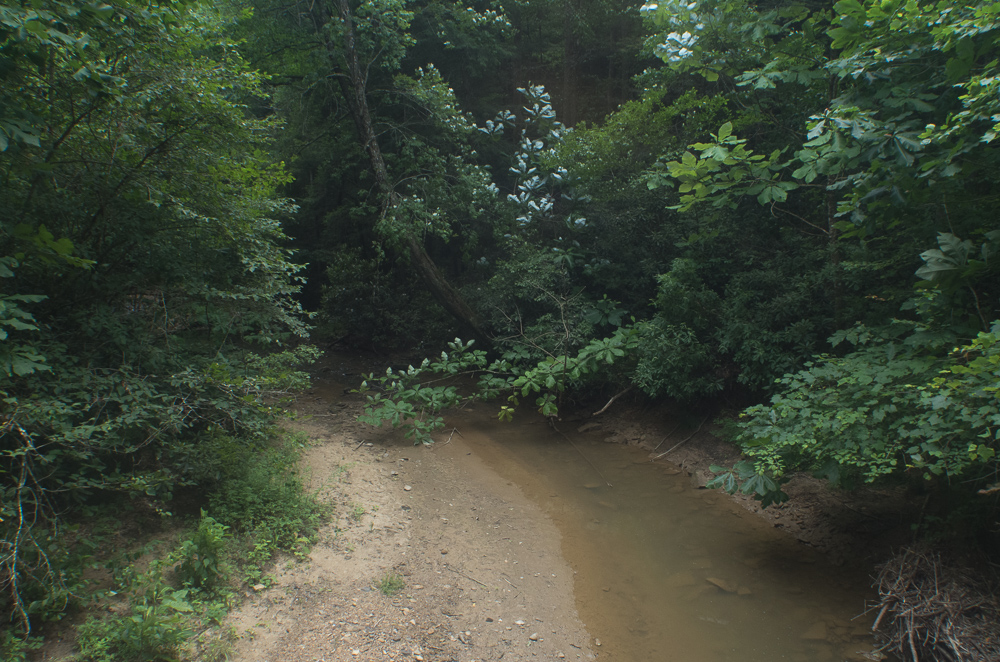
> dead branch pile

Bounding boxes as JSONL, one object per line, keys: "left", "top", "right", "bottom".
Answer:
{"left": 872, "top": 547, "right": 1000, "bottom": 662}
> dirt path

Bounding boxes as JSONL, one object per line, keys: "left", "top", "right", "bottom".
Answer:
{"left": 223, "top": 360, "right": 596, "bottom": 662}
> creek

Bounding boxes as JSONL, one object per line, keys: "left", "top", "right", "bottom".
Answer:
{"left": 446, "top": 407, "right": 878, "bottom": 662}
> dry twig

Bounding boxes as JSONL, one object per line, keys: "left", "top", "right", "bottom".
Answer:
{"left": 872, "top": 547, "right": 1000, "bottom": 662}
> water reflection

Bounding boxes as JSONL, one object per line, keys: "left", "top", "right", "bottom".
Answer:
{"left": 449, "top": 410, "right": 878, "bottom": 662}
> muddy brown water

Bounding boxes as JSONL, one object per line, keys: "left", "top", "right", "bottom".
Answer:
{"left": 445, "top": 407, "right": 877, "bottom": 662}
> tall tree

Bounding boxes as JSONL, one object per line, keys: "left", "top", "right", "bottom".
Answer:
{"left": 317, "top": 0, "right": 488, "bottom": 341}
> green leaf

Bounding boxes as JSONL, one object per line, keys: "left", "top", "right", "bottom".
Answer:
{"left": 91, "top": 3, "right": 116, "bottom": 20}
{"left": 833, "top": 0, "right": 865, "bottom": 17}
{"left": 946, "top": 57, "right": 971, "bottom": 82}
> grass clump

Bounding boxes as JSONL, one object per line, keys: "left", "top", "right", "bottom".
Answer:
{"left": 376, "top": 571, "right": 405, "bottom": 596}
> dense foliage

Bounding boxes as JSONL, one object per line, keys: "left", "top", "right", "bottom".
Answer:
{"left": 291, "top": 0, "right": 1000, "bottom": 513}
{"left": 637, "top": 0, "right": 1000, "bottom": 503}
{"left": 0, "top": 0, "right": 315, "bottom": 643}
{"left": 3, "top": 0, "right": 1000, "bottom": 653}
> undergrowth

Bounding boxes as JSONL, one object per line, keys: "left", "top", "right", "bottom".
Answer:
{"left": 208, "top": 432, "right": 326, "bottom": 585}
{"left": 1, "top": 428, "right": 325, "bottom": 661}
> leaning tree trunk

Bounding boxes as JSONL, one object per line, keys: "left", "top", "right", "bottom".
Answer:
{"left": 562, "top": 0, "right": 578, "bottom": 126}
{"left": 319, "top": 0, "right": 489, "bottom": 345}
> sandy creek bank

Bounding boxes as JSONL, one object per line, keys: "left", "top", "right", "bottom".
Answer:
{"left": 225, "top": 355, "right": 594, "bottom": 662}
{"left": 224, "top": 352, "right": 896, "bottom": 662}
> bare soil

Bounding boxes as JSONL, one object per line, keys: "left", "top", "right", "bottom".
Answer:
{"left": 222, "top": 353, "right": 595, "bottom": 662}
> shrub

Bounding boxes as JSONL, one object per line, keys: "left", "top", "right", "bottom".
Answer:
{"left": 709, "top": 321, "right": 1000, "bottom": 506}
{"left": 173, "top": 512, "right": 230, "bottom": 591}
{"left": 76, "top": 568, "right": 194, "bottom": 662}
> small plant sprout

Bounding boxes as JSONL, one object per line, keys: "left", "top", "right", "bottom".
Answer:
{"left": 376, "top": 571, "right": 406, "bottom": 596}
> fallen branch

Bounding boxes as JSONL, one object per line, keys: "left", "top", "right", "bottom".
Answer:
{"left": 872, "top": 603, "right": 890, "bottom": 632}
{"left": 592, "top": 386, "right": 632, "bottom": 417}
{"left": 444, "top": 565, "right": 487, "bottom": 587}
{"left": 651, "top": 416, "right": 708, "bottom": 460}
{"left": 652, "top": 421, "right": 684, "bottom": 451}
{"left": 872, "top": 547, "right": 1000, "bottom": 661}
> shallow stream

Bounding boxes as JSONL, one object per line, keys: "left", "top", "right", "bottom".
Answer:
{"left": 447, "top": 408, "right": 877, "bottom": 662}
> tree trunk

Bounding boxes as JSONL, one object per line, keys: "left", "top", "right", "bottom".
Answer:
{"left": 403, "top": 234, "right": 486, "bottom": 343}
{"left": 826, "top": 181, "right": 843, "bottom": 326}
{"left": 562, "top": 0, "right": 578, "bottom": 126}
{"left": 321, "top": 0, "right": 489, "bottom": 345}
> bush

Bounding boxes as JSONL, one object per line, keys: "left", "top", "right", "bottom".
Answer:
{"left": 709, "top": 321, "right": 1000, "bottom": 506}
{"left": 0, "top": 355, "right": 298, "bottom": 632}
{"left": 173, "top": 512, "right": 230, "bottom": 591}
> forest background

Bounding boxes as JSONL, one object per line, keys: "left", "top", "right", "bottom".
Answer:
{"left": 2, "top": 0, "right": 999, "bottom": 658}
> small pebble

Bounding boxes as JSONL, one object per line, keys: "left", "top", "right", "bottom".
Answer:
{"left": 595, "top": 638, "right": 602, "bottom": 646}
{"left": 529, "top": 633, "right": 539, "bottom": 641}
{"left": 404, "top": 485, "right": 412, "bottom": 491}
